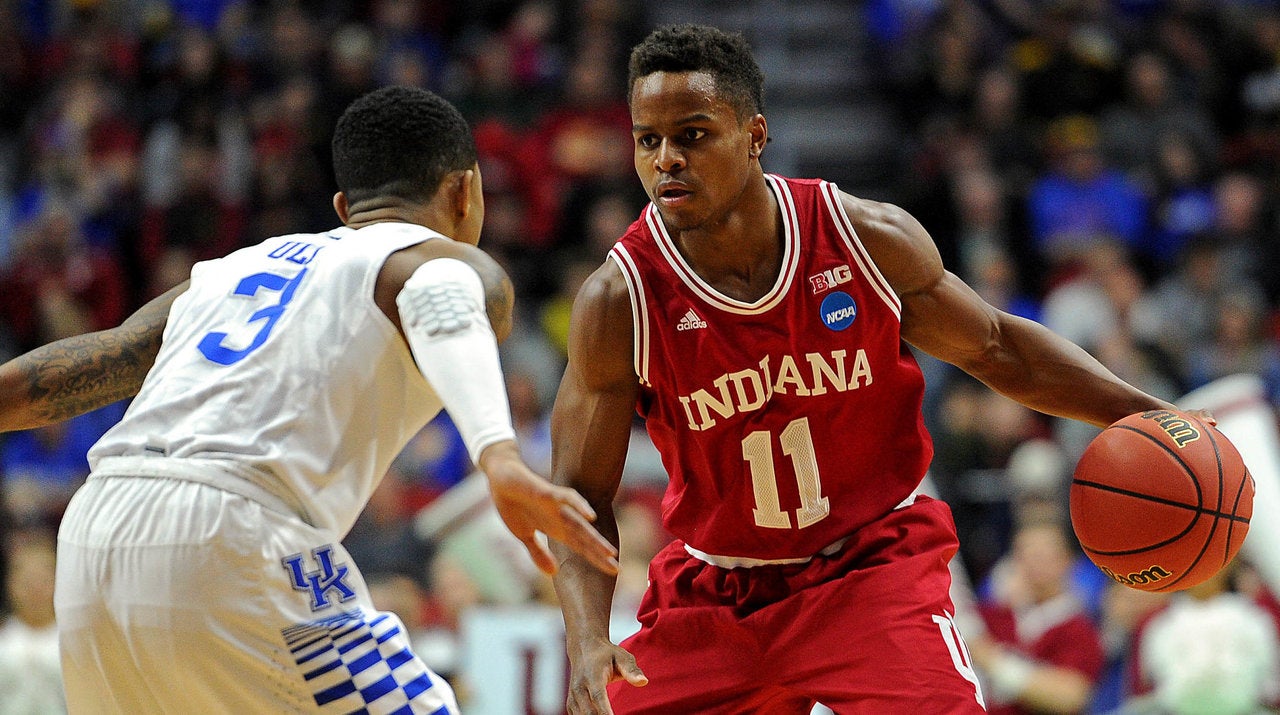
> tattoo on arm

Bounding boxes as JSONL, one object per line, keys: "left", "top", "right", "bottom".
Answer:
{"left": 13, "top": 288, "right": 173, "bottom": 427}
{"left": 473, "top": 259, "right": 514, "bottom": 342}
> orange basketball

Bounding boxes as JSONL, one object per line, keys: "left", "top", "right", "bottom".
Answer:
{"left": 1069, "top": 409, "right": 1254, "bottom": 592}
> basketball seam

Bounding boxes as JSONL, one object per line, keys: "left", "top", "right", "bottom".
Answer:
{"left": 1151, "top": 415, "right": 1221, "bottom": 592}
{"left": 1073, "top": 426, "right": 1205, "bottom": 559}
{"left": 1070, "top": 479, "right": 1247, "bottom": 523}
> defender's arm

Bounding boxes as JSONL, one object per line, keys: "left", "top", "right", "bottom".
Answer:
{"left": 0, "top": 281, "right": 188, "bottom": 433}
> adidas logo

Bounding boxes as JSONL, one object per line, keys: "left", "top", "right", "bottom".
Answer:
{"left": 677, "top": 309, "right": 707, "bottom": 331}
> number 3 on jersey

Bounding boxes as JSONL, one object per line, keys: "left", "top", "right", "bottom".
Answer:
{"left": 741, "top": 417, "right": 830, "bottom": 529}
{"left": 198, "top": 269, "right": 308, "bottom": 365}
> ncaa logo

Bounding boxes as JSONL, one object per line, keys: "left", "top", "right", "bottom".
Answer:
{"left": 820, "top": 291, "right": 857, "bottom": 331}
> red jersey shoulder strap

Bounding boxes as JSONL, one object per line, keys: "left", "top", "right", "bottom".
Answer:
{"left": 815, "top": 180, "right": 902, "bottom": 319}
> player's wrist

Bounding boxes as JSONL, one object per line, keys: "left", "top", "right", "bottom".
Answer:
{"left": 476, "top": 439, "right": 522, "bottom": 473}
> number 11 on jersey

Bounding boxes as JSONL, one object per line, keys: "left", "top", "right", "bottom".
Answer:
{"left": 741, "top": 417, "right": 830, "bottom": 529}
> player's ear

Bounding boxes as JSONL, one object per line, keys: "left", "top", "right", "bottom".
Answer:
{"left": 451, "top": 169, "right": 476, "bottom": 220}
{"left": 333, "top": 192, "right": 350, "bottom": 223}
{"left": 748, "top": 114, "right": 767, "bottom": 159}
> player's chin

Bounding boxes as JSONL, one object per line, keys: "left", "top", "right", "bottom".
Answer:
{"left": 652, "top": 203, "right": 704, "bottom": 231}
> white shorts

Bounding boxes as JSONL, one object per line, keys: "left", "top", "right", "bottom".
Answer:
{"left": 55, "top": 474, "right": 458, "bottom": 714}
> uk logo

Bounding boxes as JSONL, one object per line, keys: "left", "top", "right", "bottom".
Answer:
{"left": 820, "top": 291, "right": 857, "bottom": 331}
{"left": 283, "top": 545, "right": 357, "bottom": 611}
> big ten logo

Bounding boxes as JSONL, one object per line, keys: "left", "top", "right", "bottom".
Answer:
{"left": 269, "top": 240, "right": 324, "bottom": 265}
{"left": 809, "top": 265, "right": 852, "bottom": 294}
{"left": 1139, "top": 410, "right": 1201, "bottom": 448}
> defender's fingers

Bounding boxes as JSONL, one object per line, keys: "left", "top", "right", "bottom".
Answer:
{"left": 522, "top": 535, "right": 558, "bottom": 575}
{"left": 559, "top": 506, "right": 620, "bottom": 575}
{"left": 554, "top": 486, "right": 598, "bottom": 521}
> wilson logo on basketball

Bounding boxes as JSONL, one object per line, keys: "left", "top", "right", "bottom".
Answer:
{"left": 1138, "top": 410, "right": 1201, "bottom": 448}
{"left": 1100, "top": 564, "right": 1172, "bottom": 587}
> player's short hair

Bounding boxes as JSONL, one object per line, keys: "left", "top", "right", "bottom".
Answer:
{"left": 627, "top": 24, "right": 765, "bottom": 119}
{"left": 332, "top": 86, "right": 478, "bottom": 204}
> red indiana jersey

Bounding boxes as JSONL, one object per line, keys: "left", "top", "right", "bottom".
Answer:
{"left": 609, "top": 175, "right": 933, "bottom": 560}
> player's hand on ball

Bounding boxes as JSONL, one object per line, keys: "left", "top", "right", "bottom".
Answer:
{"left": 479, "top": 441, "right": 619, "bottom": 576}
{"left": 567, "top": 638, "right": 648, "bottom": 715}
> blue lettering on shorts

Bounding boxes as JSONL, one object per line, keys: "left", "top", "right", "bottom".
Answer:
{"left": 283, "top": 545, "right": 357, "bottom": 611}
{"left": 283, "top": 608, "right": 455, "bottom": 714}
{"left": 820, "top": 291, "right": 857, "bottom": 331}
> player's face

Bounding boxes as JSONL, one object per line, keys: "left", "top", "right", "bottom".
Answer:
{"left": 630, "top": 71, "right": 759, "bottom": 231}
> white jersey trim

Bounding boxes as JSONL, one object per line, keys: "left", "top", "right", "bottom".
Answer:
{"left": 644, "top": 174, "right": 800, "bottom": 315}
{"left": 819, "top": 181, "right": 902, "bottom": 319}
{"left": 608, "top": 245, "right": 651, "bottom": 386}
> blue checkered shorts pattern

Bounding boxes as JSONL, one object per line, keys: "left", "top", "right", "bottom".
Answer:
{"left": 283, "top": 608, "right": 455, "bottom": 714}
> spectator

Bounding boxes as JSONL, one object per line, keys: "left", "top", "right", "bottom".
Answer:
{"left": 1209, "top": 171, "right": 1280, "bottom": 305}
{"left": 1184, "top": 287, "right": 1280, "bottom": 403}
{"left": 0, "top": 527, "right": 65, "bottom": 715}
{"left": 1091, "top": 583, "right": 1169, "bottom": 713}
{"left": 1146, "top": 130, "right": 1217, "bottom": 271}
{"left": 1099, "top": 51, "right": 1218, "bottom": 191}
{"left": 1123, "top": 560, "right": 1279, "bottom": 715}
{"left": 971, "top": 519, "right": 1107, "bottom": 715}
{"left": 1027, "top": 115, "right": 1150, "bottom": 274}
{"left": 0, "top": 401, "right": 126, "bottom": 523}
{"left": 0, "top": 202, "right": 127, "bottom": 352}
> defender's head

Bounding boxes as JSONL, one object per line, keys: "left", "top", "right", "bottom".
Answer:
{"left": 332, "top": 86, "right": 483, "bottom": 243}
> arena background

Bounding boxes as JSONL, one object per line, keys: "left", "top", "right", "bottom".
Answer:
{"left": 3, "top": 1, "right": 1280, "bottom": 713}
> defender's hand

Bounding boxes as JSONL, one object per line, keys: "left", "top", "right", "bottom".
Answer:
{"left": 480, "top": 442, "right": 619, "bottom": 576}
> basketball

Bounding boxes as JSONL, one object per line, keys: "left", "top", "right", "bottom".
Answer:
{"left": 1069, "top": 409, "right": 1254, "bottom": 592}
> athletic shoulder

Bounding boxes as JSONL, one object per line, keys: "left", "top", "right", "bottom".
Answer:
{"left": 376, "top": 236, "right": 514, "bottom": 341}
{"left": 834, "top": 191, "right": 944, "bottom": 297}
{"left": 567, "top": 259, "right": 635, "bottom": 390}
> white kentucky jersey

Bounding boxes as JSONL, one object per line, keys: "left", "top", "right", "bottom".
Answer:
{"left": 89, "top": 223, "right": 445, "bottom": 537}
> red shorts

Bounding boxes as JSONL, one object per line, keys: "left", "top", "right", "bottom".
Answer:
{"left": 607, "top": 496, "right": 987, "bottom": 714}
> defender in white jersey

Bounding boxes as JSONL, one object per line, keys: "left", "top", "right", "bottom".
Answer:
{"left": 0, "top": 87, "right": 618, "bottom": 713}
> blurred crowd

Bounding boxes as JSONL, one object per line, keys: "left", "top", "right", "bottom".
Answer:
{"left": 3, "top": 0, "right": 1280, "bottom": 713}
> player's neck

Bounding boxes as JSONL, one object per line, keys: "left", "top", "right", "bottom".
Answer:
{"left": 671, "top": 182, "right": 782, "bottom": 302}
{"left": 344, "top": 201, "right": 450, "bottom": 235}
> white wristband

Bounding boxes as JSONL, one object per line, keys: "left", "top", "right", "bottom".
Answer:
{"left": 397, "top": 257, "right": 516, "bottom": 463}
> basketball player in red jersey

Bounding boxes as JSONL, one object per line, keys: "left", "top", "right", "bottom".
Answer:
{"left": 547, "top": 24, "right": 1191, "bottom": 714}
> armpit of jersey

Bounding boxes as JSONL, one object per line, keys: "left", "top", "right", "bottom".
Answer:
{"left": 398, "top": 257, "right": 485, "bottom": 336}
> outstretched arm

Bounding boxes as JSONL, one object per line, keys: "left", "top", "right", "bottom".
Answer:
{"left": 381, "top": 241, "right": 619, "bottom": 577}
{"left": 842, "top": 194, "right": 1172, "bottom": 427}
{"left": 549, "top": 260, "right": 649, "bottom": 715}
{"left": 0, "top": 281, "right": 187, "bottom": 433}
